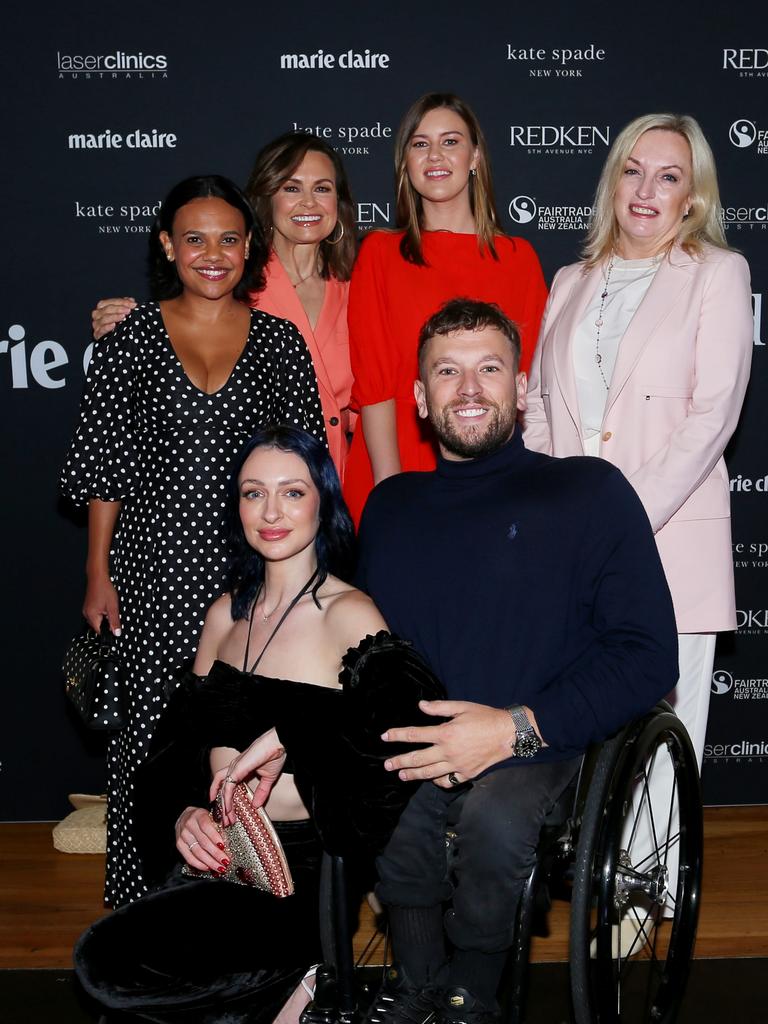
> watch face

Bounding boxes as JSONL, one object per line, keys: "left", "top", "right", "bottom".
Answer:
{"left": 515, "top": 731, "right": 542, "bottom": 758}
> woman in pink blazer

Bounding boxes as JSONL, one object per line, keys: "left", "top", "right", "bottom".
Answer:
{"left": 524, "top": 113, "right": 753, "bottom": 926}
{"left": 91, "top": 134, "right": 357, "bottom": 480}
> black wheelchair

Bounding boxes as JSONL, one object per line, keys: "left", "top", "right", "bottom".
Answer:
{"left": 304, "top": 702, "right": 703, "bottom": 1024}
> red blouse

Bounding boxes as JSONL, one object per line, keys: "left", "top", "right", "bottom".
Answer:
{"left": 344, "top": 230, "right": 548, "bottom": 524}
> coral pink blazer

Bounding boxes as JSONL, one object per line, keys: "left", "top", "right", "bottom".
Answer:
{"left": 251, "top": 252, "right": 354, "bottom": 479}
{"left": 524, "top": 244, "right": 753, "bottom": 632}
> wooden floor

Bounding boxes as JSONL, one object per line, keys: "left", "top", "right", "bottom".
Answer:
{"left": 1, "top": 806, "right": 766, "bottom": 969}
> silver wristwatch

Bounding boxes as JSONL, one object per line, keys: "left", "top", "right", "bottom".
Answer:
{"left": 506, "top": 704, "right": 542, "bottom": 758}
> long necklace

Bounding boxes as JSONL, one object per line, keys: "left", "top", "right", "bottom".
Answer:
{"left": 594, "top": 256, "right": 615, "bottom": 391}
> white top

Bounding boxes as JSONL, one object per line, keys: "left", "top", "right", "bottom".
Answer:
{"left": 573, "top": 255, "right": 661, "bottom": 438}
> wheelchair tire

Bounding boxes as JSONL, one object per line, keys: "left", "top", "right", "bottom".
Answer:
{"left": 569, "top": 708, "right": 702, "bottom": 1024}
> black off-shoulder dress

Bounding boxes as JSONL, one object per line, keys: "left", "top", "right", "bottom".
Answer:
{"left": 74, "top": 632, "right": 444, "bottom": 1024}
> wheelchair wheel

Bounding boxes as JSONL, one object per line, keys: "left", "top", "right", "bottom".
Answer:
{"left": 570, "top": 709, "right": 702, "bottom": 1023}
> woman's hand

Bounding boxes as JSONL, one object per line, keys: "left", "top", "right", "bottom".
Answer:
{"left": 92, "top": 297, "right": 136, "bottom": 340}
{"left": 175, "top": 806, "right": 230, "bottom": 874}
{"left": 83, "top": 572, "right": 121, "bottom": 634}
{"left": 211, "top": 728, "right": 287, "bottom": 825}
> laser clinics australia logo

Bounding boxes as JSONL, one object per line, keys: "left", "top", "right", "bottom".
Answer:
{"left": 291, "top": 120, "right": 392, "bottom": 157}
{"left": 722, "top": 48, "right": 768, "bottom": 78}
{"left": 729, "top": 119, "right": 768, "bottom": 156}
{"left": 733, "top": 541, "right": 768, "bottom": 570}
{"left": 74, "top": 199, "right": 161, "bottom": 235}
{"left": 280, "top": 49, "right": 389, "bottom": 70}
{"left": 505, "top": 43, "right": 606, "bottom": 79}
{"left": 509, "top": 124, "right": 610, "bottom": 157}
{"left": 1, "top": 324, "right": 92, "bottom": 391}
{"left": 356, "top": 202, "right": 391, "bottom": 233}
{"left": 721, "top": 203, "right": 768, "bottom": 233}
{"left": 67, "top": 128, "right": 177, "bottom": 150}
{"left": 507, "top": 195, "right": 592, "bottom": 231}
{"left": 704, "top": 737, "right": 768, "bottom": 762}
{"left": 57, "top": 50, "right": 168, "bottom": 80}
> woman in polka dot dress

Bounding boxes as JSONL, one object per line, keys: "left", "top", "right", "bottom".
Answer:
{"left": 60, "top": 175, "right": 326, "bottom": 907}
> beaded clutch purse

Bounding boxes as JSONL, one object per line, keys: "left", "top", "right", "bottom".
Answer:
{"left": 183, "top": 782, "right": 294, "bottom": 897}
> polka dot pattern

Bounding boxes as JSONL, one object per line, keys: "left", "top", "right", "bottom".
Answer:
{"left": 60, "top": 303, "right": 326, "bottom": 907}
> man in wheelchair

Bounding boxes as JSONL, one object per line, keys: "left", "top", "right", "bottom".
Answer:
{"left": 356, "top": 299, "right": 678, "bottom": 1024}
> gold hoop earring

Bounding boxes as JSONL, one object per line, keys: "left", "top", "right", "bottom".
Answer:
{"left": 326, "top": 222, "right": 344, "bottom": 246}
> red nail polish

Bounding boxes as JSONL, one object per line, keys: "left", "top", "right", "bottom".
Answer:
{"left": 221, "top": 858, "right": 230, "bottom": 867}
{"left": 216, "top": 842, "right": 226, "bottom": 851}
{"left": 217, "top": 865, "right": 226, "bottom": 873}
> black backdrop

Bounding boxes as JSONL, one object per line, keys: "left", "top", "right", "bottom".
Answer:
{"left": 2, "top": 2, "right": 765, "bottom": 820}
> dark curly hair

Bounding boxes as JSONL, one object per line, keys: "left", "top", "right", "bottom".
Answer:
{"left": 226, "top": 426, "right": 356, "bottom": 620}
{"left": 149, "top": 175, "right": 269, "bottom": 301}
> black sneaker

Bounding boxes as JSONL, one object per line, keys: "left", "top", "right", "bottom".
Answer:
{"left": 439, "top": 987, "right": 501, "bottom": 1024}
{"left": 363, "top": 965, "right": 439, "bottom": 1024}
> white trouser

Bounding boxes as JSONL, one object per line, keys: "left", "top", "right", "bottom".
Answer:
{"left": 623, "top": 632, "right": 715, "bottom": 915}
{"left": 583, "top": 432, "right": 715, "bottom": 913}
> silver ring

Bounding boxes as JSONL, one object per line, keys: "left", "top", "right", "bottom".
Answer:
{"left": 448, "top": 772, "right": 461, "bottom": 787}
{"left": 187, "top": 840, "right": 200, "bottom": 850}
{"left": 224, "top": 776, "right": 236, "bottom": 784}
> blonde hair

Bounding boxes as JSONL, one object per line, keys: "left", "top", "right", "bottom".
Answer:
{"left": 394, "top": 93, "right": 500, "bottom": 266}
{"left": 583, "top": 113, "right": 728, "bottom": 268}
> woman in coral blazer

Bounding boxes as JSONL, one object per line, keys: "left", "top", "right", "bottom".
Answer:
{"left": 525, "top": 113, "right": 753, "bottom": 921}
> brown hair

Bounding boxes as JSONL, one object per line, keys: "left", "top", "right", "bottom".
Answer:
{"left": 418, "top": 297, "right": 521, "bottom": 373}
{"left": 394, "top": 93, "right": 500, "bottom": 266}
{"left": 245, "top": 131, "right": 357, "bottom": 281}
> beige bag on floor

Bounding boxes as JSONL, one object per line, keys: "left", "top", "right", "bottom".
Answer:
{"left": 52, "top": 793, "right": 107, "bottom": 854}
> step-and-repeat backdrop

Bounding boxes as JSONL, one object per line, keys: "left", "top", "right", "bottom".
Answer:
{"left": 1, "top": 3, "right": 765, "bottom": 819}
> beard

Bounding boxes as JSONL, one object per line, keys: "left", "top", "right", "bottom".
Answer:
{"left": 428, "top": 398, "right": 518, "bottom": 460}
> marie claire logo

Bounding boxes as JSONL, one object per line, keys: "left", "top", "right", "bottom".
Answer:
{"left": 734, "top": 541, "right": 768, "bottom": 569}
{"left": 704, "top": 738, "right": 768, "bottom": 760}
{"left": 711, "top": 670, "right": 767, "bottom": 701}
{"left": 280, "top": 49, "right": 389, "bottom": 70}
{"left": 730, "top": 474, "right": 768, "bottom": 494}
{"left": 356, "top": 202, "right": 391, "bottom": 233}
{"left": 722, "top": 48, "right": 768, "bottom": 77}
{"left": 68, "top": 129, "right": 177, "bottom": 150}
{"left": 729, "top": 119, "right": 768, "bottom": 155}
{"left": 509, "top": 124, "right": 610, "bottom": 156}
{"left": 507, "top": 195, "right": 592, "bottom": 231}
{"left": 506, "top": 43, "right": 606, "bottom": 79}
{"left": 57, "top": 50, "right": 168, "bottom": 80}
{"left": 1, "top": 324, "right": 91, "bottom": 391}
{"left": 291, "top": 121, "right": 392, "bottom": 158}
{"left": 736, "top": 609, "right": 768, "bottom": 635}
{"left": 74, "top": 199, "right": 161, "bottom": 235}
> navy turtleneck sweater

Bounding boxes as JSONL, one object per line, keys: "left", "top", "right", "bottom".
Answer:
{"left": 357, "top": 429, "right": 678, "bottom": 764}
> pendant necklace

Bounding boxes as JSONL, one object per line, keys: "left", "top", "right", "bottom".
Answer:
{"left": 594, "top": 256, "right": 615, "bottom": 391}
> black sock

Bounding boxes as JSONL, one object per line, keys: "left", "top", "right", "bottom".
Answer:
{"left": 388, "top": 904, "right": 447, "bottom": 987}
{"left": 448, "top": 949, "right": 508, "bottom": 1007}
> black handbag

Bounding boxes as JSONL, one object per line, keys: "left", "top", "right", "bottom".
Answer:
{"left": 63, "top": 620, "right": 125, "bottom": 730}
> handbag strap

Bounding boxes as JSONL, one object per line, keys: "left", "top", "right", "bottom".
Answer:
{"left": 242, "top": 569, "right": 319, "bottom": 675}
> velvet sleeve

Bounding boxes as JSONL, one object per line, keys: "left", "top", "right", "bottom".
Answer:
{"left": 348, "top": 232, "right": 398, "bottom": 408}
{"left": 273, "top": 632, "right": 446, "bottom": 861}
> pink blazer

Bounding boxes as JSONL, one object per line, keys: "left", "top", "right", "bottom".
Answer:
{"left": 251, "top": 253, "right": 354, "bottom": 480}
{"left": 524, "top": 244, "right": 753, "bottom": 632}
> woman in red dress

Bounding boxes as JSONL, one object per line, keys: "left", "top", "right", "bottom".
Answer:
{"left": 343, "top": 92, "right": 548, "bottom": 524}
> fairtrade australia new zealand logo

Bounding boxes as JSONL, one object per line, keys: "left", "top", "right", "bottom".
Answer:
{"left": 729, "top": 118, "right": 767, "bottom": 155}
{"left": 508, "top": 196, "right": 537, "bottom": 224}
{"left": 711, "top": 670, "right": 734, "bottom": 695}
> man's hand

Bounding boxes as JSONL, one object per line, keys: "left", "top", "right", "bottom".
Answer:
{"left": 382, "top": 700, "right": 517, "bottom": 788}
